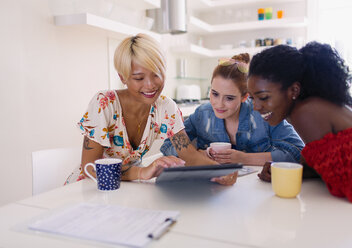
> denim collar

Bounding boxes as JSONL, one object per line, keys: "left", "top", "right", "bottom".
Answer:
{"left": 238, "top": 100, "right": 251, "bottom": 132}
{"left": 213, "top": 114, "right": 226, "bottom": 133}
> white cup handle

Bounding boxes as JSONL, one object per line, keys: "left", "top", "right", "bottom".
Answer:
{"left": 206, "top": 147, "right": 212, "bottom": 158}
{"left": 84, "top": 163, "right": 97, "bottom": 183}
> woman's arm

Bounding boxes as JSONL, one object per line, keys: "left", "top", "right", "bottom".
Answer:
{"left": 269, "top": 121, "right": 305, "bottom": 163}
{"left": 160, "top": 109, "right": 200, "bottom": 156}
{"left": 170, "top": 129, "right": 217, "bottom": 166}
{"left": 82, "top": 136, "right": 185, "bottom": 181}
{"left": 81, "top": 136, "right": 142, "bottom": 181}
{"left": 81, "top": 136, "right": 103, "bottom": 178}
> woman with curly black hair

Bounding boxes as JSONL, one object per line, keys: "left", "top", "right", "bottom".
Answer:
{"left": 247, "top": 41, "right": 352, "bottom": 202}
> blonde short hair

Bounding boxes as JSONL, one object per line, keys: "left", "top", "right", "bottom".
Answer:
{"left": 114, "top": 33, "right": 166, "bottom": 81}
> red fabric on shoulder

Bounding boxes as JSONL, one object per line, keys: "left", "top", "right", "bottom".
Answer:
{"left": 301, "top": 128, "right": 352, "bottom": 202}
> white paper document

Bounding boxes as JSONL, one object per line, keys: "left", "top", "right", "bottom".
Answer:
{"left": 28, "top": 203, "right": 179, "bottom": 247}
{"left": 238, "top": 166, "right": 258, "bottom": 177}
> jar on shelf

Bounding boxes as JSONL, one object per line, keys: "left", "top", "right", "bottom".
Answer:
{"left": 255, "top": 39, "right": 264, "bottom": 47}
{"left": 274, "top": 38, "right": 284, "bottom": 45}
{"left": 265, "top": 7, "right": 273, "bottom": 20}
{"left": 277, "top": 10, "right": 283, "bottom": 19}
{"left": 264, "top": 38, "right": 274, "bottom": 46}
{"left": 258, "top": 8, "right": 264, "bottom": 21}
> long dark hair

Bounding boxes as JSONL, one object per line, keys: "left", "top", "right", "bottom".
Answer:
{"left": 248, "top": 42, "right": 352, "bottom": 106}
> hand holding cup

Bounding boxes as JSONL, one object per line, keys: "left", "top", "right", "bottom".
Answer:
{"left": 206, "top": 142, "right": 231, "bottom": 158}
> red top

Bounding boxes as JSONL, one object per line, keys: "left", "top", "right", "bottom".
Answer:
{"left": 301, "top": 127, "right": 352, "bottom": 202}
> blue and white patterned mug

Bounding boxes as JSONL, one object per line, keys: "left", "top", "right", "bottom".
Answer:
{"left": 84, "top": 158, "right": 122, "bottom": 191}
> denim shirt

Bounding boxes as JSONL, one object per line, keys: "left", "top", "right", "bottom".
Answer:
{"left": 160, "top": 100, "right": 304, "bottom": 162}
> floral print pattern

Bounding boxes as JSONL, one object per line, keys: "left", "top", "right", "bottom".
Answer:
{"left": 68, "top": 90, "right": 184, "bottom": 183}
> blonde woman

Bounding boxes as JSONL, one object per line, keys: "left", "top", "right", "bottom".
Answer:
{"left": 67, "top": 34, "right": 236, "bottom": 185}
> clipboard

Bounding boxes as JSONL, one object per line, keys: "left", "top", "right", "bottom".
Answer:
{"left": 27, "top": 203, "right": 179, "bottom": 247}
{"left": 156, "top": 163, "right": 242, "bottom": 184}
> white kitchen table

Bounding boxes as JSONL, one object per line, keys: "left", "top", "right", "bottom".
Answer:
{"left": 2, "top": 167, "right": 352, "bottom": 248}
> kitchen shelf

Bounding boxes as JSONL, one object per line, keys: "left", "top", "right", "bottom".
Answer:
{"left": 171, "top": 44, "right": 212, "bottom": 58}
{"left": 117, "top": 0, "right": 160, "bottom": 9}
{"left": 192, "top": 0, "right": 305, "bottom": 8}
{"left": 180, "top": 0, "right": 308, "bottom": 91}
{"left": 171, "top": 44, "right": 273, "bottom": 58}
{"left": 189, "top": 16, "right": 308, "bottom": 34}
{"left": 54, "top": 13, "right": 161, "bottom": 41}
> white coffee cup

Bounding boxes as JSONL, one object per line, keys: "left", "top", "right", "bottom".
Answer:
{"left": 210, "top": 142, "right": 231, "bottom": 152}
{"left": 206, "top": 142, "right": 232, "bottom": 157}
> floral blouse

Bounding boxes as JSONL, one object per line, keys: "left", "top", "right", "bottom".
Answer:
{"left": 65, "top": 90, "right": 184, "bottom": 184}
{"left": 79, "top": 90, "right": 184, "bottom": 164}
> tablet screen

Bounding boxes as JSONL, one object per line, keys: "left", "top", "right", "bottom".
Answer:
{"left": 156, "top": 164, "right": 243, "bottom": 184}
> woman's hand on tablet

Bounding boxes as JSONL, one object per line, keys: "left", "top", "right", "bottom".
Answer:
{"left": 141, "top": 156, "right": 185, "bottom": 180}
{"left": 211, "top": 171, "right": 238, "bottom": 186}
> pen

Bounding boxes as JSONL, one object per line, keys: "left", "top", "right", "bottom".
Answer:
{"left": 148, "top": 218, "right": 175, "bottom": 240}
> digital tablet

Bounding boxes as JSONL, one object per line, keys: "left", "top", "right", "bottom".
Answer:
{"left": 156, "top": 164, "right": 243, "bottom": 184}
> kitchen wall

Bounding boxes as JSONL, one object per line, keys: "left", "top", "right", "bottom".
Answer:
{"left": 0, "top": 0, "right": 201, "bottom": 206}
{"left": 0, "top": 0, "right": 112, "bottom": 205}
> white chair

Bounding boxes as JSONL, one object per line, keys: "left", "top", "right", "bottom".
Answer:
{"left": 32, "top": 147, "right": 81, "bottom": 195}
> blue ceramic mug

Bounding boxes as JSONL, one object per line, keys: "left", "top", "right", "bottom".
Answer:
{"left": 84, "top": 158, "right": 122, "bottom": 191}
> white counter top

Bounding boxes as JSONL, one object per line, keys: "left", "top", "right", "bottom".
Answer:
{"left": 2, "top": 168, "right": 351, "bottom": 248}
{"left": 178, "top": 104, "right": 200, "bottom": 117}
{"left": 177, "top": 99, "right": 209, "bottom": 117}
